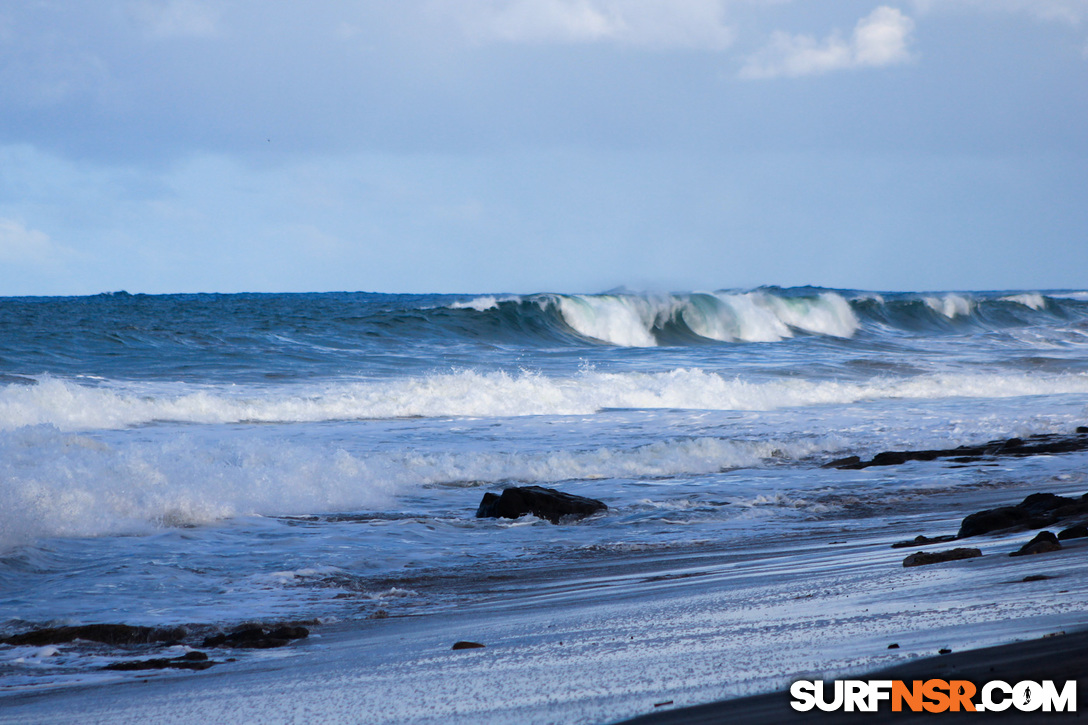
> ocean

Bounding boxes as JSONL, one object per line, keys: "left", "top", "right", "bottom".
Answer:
{"left": 3, "top": 287, "right": 1088, "bottom": 722}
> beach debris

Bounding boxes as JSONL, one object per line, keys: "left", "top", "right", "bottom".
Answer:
{"left": 202, "top": 624, "right": 309, "bottom": 649}
{"left": 939, "top": 648, "right": 952, "bottom": 655}
{"left": 103, "top": 651, "right": 215, "bottom": 671}
{"left": 1058, "top": 524, "right": 1088, "bottom": 540}
{"left": 1, "top": 624, "right": 186, "bottom": 647}
{"left": 476, "top": 485, "right": 606, "bottom": 524}
{"left": 452, "top": 641, "right": 485, "bottom": 650}
{"left": 957, "top": 492, "right": 1088, "bottom": 538}
{"left": 902, "top": 548, "right": 981, "bottom": 567}
{"left": 826, "top": 429, "right": 1088, "bottom": 470}
{"left": 887, "top": 643, "right": 899, "bottom": 649}
{"left": 1022, "top": 574, "right": 1052, "bottom": 582}
{"left": 891, "top": 534, "right": 957, "bottom": 549}
{"left": 1009, "top": 531, "right": 1062, "bottom": 557}
{"left": 653, "top": 700, "right": 674, "bottom": 708}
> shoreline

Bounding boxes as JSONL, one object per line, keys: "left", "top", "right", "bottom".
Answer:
{"left": 6, "top": 473, "right": 1088, "bottom": 723}
{"left": 622, "top": 629, "right": 1088, "bottom": 723}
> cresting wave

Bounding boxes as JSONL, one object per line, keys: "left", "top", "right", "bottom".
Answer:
{"left": 446, "top": 290, "right": 1087, "bottom": 347}
{"left": 0, "top": 429, "right": 832, "bottom": 550}
{"left": 4, "top": 369, "right": 1088, "bottom": 431}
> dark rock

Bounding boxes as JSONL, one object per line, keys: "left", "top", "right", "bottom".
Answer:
{"left": 891, "top": 534, "right": 957, "bottom": 549}
{"left": 1, "top": 624, "right": 186, "bottom": 648}
{"left": 822, "top": 456, "right": 860, "bottom": 469}
{"left": 1020, "top": 493, "right": 1078, "bottom": 516}
{"left": 103, "top": 651, "right": 215, "bottom": 672}
{"left": 1058, "top": 525, "right": 1088, "bottom": 540}
{"left": 269, "top": 626, "right": 309, "bottom": 640}
{"left": 902, "top": 548, "right": 982, "bottom": 568}
{"left": 887, "top": 643, "right": 899, "bottom": 649}
{"left": 826, "top": 430, "right": 1088, "bottom": 470}
{"left": 452, "top": 641, "right": 485, "bottom": 650}
{"left": 476, "top": 486, "right": 606, "bottom": 524}
{"left": 871, "top": 450, "right": 937, "bottom": 466}
{"left": 958, "top": 492, "right": 1088, "bottom": 538}
{"left": 202, "top": 624, "right": 309, "bottom": 649}
{"left": 1010, "top": 531, "right": 1062, "bottom": 557}
{"left": 958, "top": 506, "right": 1050, "bottom": 538}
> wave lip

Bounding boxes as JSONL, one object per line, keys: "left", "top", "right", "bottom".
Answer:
{"left": 445, "top": 288, "right": 1088, "bottom": 346}
{"left": 447, "top": 290, "right": 861, "bottom": 347}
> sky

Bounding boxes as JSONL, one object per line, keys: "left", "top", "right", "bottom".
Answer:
{"left": 1, "top": 0, "right": 1086, "bottom": 296}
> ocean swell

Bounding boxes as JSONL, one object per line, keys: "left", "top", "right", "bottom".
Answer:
{"left": 444, "top": 289, "right": 1087, "bottom": 347}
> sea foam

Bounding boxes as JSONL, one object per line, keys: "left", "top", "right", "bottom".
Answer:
{"left": 0, "top": 426, "right": 836, "bottom": 550}
{"left": 4, "top": 369, "right": 1088, "bottom": 432}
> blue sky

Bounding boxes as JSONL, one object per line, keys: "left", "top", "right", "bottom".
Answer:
{"left": 1, "top": 0, "right": 1086, "bottom": 295}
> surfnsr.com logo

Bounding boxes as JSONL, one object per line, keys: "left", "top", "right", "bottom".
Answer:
{"left": 790, "top": 679, "right": 1076, "bottom": 713}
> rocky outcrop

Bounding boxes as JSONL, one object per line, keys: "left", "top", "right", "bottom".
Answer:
{"left": 958, "top": 493, "right": 1088, "bottom": 538}
{"left": 103, "top": 651, "right": 215, "bottom": 671}
{"left": 1, "top": 624, "right": 186, "bottom": 647}
{"left": 202, "top": 624, "right": 309, "bottom": 649}
{"left": 476, "top": 486, "right": 606, "bottom": 524}
{"left": 891, "top": 534, "right": 957, "bottom": 549}
{"left": 902, "top": 548, "right": 982, "bottom": 567}
{"left": 1010, "top": 531, "right": 1062, "bottom": 557}
{"left": 826, "top": 430, "right": 1088, "bottom": 470}
{"left": 1058, "top": 525, "right": 1088, "bottom": 540}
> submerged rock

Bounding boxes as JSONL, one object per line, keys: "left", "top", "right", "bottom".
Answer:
{"left": 1010, "top": 531, "right": 1062, "bottom": 557}
{"left": 891, "top": 534, "right": 957, "bottom": 549}
{"left": 103, "top": 651, "right": 214, "bottom": 671}
{"left": 202, "top": 624, "right": 309, "bottom": 649}
{"left": 476, "top": 486, "right": 606, "bottom": 524}
{"left": 902, "top": 548, "right": 982, "bottom": 567}
{"left": 1, "top": 624, "right": 186, "bottom": 647}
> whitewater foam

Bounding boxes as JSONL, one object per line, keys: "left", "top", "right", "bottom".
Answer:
{"left": 1000, "top": 293, "right": 1047, "bottom": 310}
{"left": 0, "top": 427, "right": 835, "bottom": 551}
{"left": 5, "top": 369, "right": 1088, "bottom": 432}
{"left": 924, "top": 294, "right": 974, "bottom": 318}
{"left": 545, "top": 291, "right": 859, "bottom": 345}
{"left": 550, "top": 294, "right": 666, "bottom": 347}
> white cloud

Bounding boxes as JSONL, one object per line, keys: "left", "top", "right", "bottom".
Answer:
{"left": 0, "top": 219, "right": 72, "bottom": 265}
{"left": 130, "top": 0, "right": 221, "bottom": 39}
{"left": 741, "top": 6, "right": 915, "bottom": 79}
{"left": 436, "top": 0, "right": 735, "bottom": 50}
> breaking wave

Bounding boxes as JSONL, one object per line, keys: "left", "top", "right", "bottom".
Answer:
{"left": 442, "top": 289, "right": 1085, "bottom": 347}
{"left": 4, "top": 369, "right": 1088, "bottom": 432}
